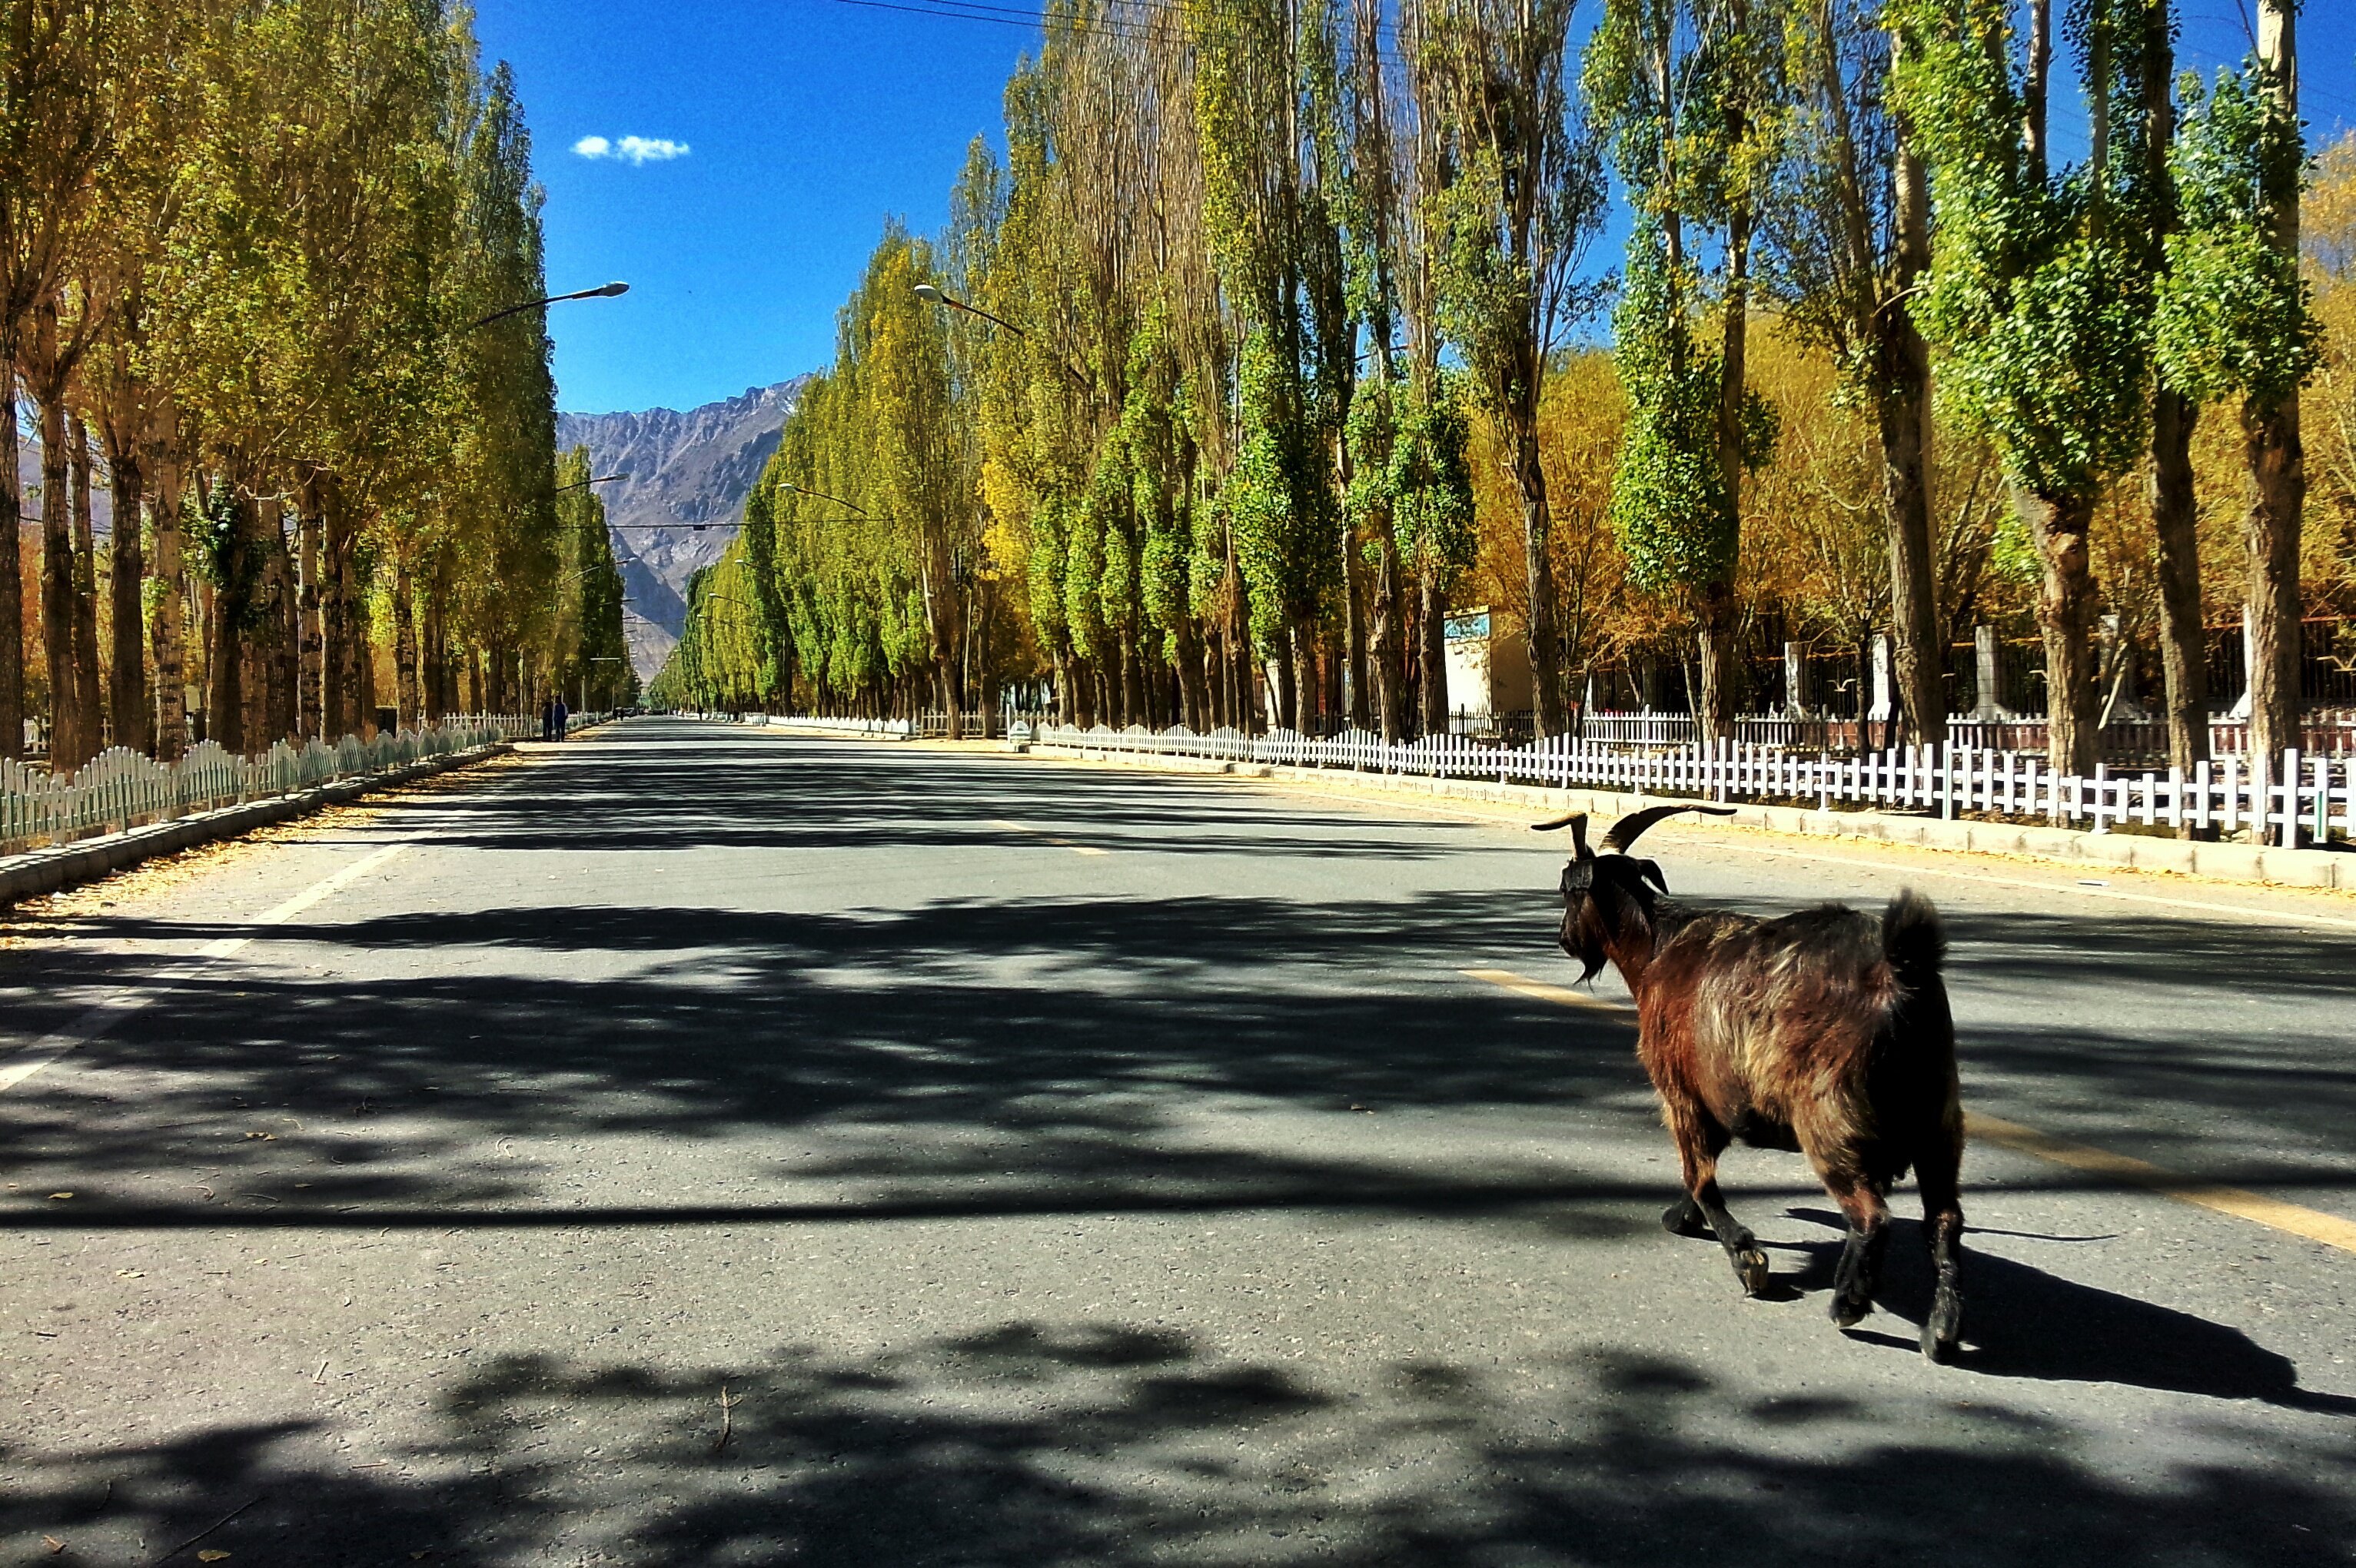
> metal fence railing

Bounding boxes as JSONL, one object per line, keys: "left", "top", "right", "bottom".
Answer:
{"left": 2, "top": 714, "right": 533, "bottom": 859}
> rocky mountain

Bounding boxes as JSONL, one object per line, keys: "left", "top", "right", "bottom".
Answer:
{"left": 557, "top": 376, "right": 809, "bottom": 679}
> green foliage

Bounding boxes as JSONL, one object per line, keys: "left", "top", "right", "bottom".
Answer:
{"left": 1608, "top": 221, "right": 1739, "bottom": 593}
{"left": 1889, "top": 0, "right": 2151, "bottom": 500}
{"left": 2155, "top": 65, "right": 2323, "bottom": 407}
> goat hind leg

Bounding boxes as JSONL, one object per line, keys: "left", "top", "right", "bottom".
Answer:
{"left": 1817, "top": 1172, "right": 1891, "bottom": 1330}
{"left": 1916, "top": 1135, "right": 1966, "bottom": 1361}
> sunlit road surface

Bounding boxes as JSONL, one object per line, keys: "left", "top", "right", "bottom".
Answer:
{"left": 2, "top": 715, "right": 2351, "bottom": 1566}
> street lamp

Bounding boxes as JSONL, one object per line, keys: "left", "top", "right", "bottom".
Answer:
{"left": 470, "top": 281, "right": 630, "bottom": 331}
{"left": 912, "top": 282, "right": 1025, "bottom": 337}
{"left": 914, "top": 283, "right": 1089, "bottom": 386}
{"left": 780, "top": 482, "right": 869, "bottom": 517}
{"left": 556, "top": 472, "right": 628, "bottom": 493}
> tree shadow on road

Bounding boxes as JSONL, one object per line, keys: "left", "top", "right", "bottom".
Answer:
{"left": 7, "top": 1324, "right": 2352, "bottom": 1566}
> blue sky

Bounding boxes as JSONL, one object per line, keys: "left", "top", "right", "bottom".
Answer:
{"left": 476, "top": 0, "right": 2356, "bottom": 417}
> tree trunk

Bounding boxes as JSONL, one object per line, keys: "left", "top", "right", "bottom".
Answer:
{"left": 1419, "top": 552, "right": 1448, "bottom": 736}
{"left": 1291, "top": 616, "right": 1318, "bottom": 735}
{"left": 424, "top": 554, "right": 449, "bottom": 722}
{"left": 1363, "top": 471, "right": 1406, "bottom": 742}
{"left": 2138, "top": 0, "right": 2207, "bottom": 796}
{"left": 2245, "top": 0, "right": 2303, "bottom": 788}
{"left": 35, "top": 367, "right": 79, "bottom": 771}
{"left": 320, "top": 477, "right": 354, "bottom": 737}
{"left": 101, "top": 429, "right": 150, "bottom": 754}
{"left": 1881, "top": 77, "right": 1946, "bottom": 750}
{"left": 147, "top": 440, "right": 188, "bottom": 760}
{"left": 0, "top": 356, "right": 22, "bottom": 761}
{"left": 1694, "top": 583, "right": 1739, "bottom": 742}
{"left": 2152, "top": 389, "right": 2209, "bottom": 781}
{"left": 68, "top": 417, "right": 103, "bottom": 759}
{"left": 1172, "top": 610, "right": 1207, "bottom": 731}
{"left": 1342, "top": 502, "right": 1369, "bottom": 731}
{"left": 297, "top": 483, "right": 323, "bottom": 739}
{"left": 261, "top": 499, "right": 297, "bottom": 744}
{"left": 1508, "top": 416, "right": 1563, "bottom": 739}
{"left": 2015, "top": 483, "right": 2102, "bottom": 775}
{"left": 1699, "top": 7, "right": 1756, "bottom": 745}
{"left": 2244, "top": 397, "right": 2304, "bottom": 769}
{"left": 206, "top": 495, "right": 248, "bottom": 756}
{"left": 394, "top": 559, "right": 420, "bottom": 729}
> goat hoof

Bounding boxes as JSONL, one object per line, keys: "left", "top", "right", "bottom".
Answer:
{"left": 1662, "top": 1199, "right": 1710, "bottom": 1238}
{"left": 1829, "top": 1295, "right": 1871, "bottom": 1329}
{"left": 1735, "top": 1248, "right": 1771, "bottom": 1297}
{"left": 1922, "top": 1291, "right": 1962, "bottom": 1361}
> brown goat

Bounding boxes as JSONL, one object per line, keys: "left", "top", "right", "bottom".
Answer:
{"left": 1540, "top": 803, "right": 1965, "bottom": 1360}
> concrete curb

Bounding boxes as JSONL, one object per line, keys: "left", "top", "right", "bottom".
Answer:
{"left": 0, "top": 742, "right": 512, "bottom": 908}
{"left": 1026, "top": 743, "right": 2355, "bottom": 893}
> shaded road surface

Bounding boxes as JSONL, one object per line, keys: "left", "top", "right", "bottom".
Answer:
{"left": 2, "top": 716, "right": 2351, "bottom": 1566}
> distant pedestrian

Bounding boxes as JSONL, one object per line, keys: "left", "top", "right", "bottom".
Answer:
{"left": 555, "top": 698, "right": 570, "bottom": 740}
{"left": 540, "top": 699, "right": 554, "bottom": 742}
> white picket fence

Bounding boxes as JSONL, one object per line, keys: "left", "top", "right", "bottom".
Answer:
{"left": 1031, "top": 723, "right": 2356, "bottom": 849}
{"left": 2, "top": 714, "right": 533, "bottom": 858}
{"left": 726, "top": 713, "right": 918, "bottom": 739}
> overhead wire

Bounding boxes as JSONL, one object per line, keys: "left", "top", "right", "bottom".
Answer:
{"left": 822, "top": 0, "right": 1415, "bottom": 72}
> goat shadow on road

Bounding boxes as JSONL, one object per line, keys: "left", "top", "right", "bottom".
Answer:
{"left": 1768, "top": 1208, "right": 2356, "bottom": 1417}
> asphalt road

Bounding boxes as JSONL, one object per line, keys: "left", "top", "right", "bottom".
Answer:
{"left": 2, "top": 715, "right": 2351, "bottom": 1567}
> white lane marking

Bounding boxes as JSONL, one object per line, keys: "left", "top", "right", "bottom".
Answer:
{"left": 0, "top": 842, "right": 410, "bottom": 1095}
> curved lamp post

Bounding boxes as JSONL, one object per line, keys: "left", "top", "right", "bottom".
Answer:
{"left": 470, "top": 280, "right": 630, "bottom": 331}
{"left": 556, "top": 471, "right": 628, "bottom": 493}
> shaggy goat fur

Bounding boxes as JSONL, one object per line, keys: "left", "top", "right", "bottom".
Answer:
{"left": 1543, "top": 805, "right": 1966, "bottom": 1360}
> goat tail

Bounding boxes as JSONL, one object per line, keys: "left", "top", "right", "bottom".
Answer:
{"left": 1882, "top": 889, "right": 1946, "bottom": 988}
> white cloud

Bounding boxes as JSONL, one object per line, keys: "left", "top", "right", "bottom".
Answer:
{"left": 616, "top": 135, "right": 689, "bottom": 164}
{"left": 573, "top": 134, "right": 690, "bottom": 165}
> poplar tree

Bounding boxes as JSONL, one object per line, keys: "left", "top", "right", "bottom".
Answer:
{"left": 1890, "top": 0, "right": 2150, "bottom": 774}
{"left": 1422, "top": 0, "right": 1607, "bottom": 740}
{"left": 1760, "top": 0, "right": 1943, "bottom": 746}
{"left": 2152, "top": 0, "right": 2316, "bottom": 798}
{"left": 1590, "top": 0, "right": 1785, "bottom": 740}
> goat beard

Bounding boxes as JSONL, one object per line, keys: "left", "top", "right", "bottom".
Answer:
{"left": 1563, "top": 898, "right": 1618, "bottom": 983}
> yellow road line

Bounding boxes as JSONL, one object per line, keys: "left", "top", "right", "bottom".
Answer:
{"left": 1460, "top": 968, "right": 1630, "bottom": 1015}
{"left": 992, "top": 819, "right": 1111, "bottom": 856}
{"left": 1464, "top": 965, "right": 2356, "bottom": 1258}
{"left": 1966, "top": 1113, "right": 2356, "bottom": 1256}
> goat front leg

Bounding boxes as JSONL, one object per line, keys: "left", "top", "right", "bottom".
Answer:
{"left": 1665, "top": 1101, "right": 1769, "bottom": 1297}
{"left": 1916, "top": 1131, "right": 1966, "bottom": 1362}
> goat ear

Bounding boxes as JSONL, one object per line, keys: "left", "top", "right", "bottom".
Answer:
{"left": 1637, "top": 859, "right": 1669, "bottom": 893}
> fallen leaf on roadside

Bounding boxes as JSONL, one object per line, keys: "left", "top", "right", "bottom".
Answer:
{"left": 47, "top": 1192, "right": 71, "bottom": 1200}
{"left": 243, "top": 1131, "right": 277, "bottom": 1141}
{"left": 42, "top": 1536, "right": 64, "bottom": 1553}
{"left": 116, "top": 1269, "right": 145, "bottom": 1279}
{"left": 198, "top": 1552, "right": 231, "bottom": 1563}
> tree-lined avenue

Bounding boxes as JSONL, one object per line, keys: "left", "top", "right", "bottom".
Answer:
{"left": 1, "top": 717, "right": 2350, "bottom": 1564}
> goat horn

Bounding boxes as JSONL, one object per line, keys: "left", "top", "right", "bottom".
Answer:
{"left": 1532, "top": 811, "right": 1593, "bottom": 859}
{"left": 1602, "top": 802, "right": 1736, "bottom": 852}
